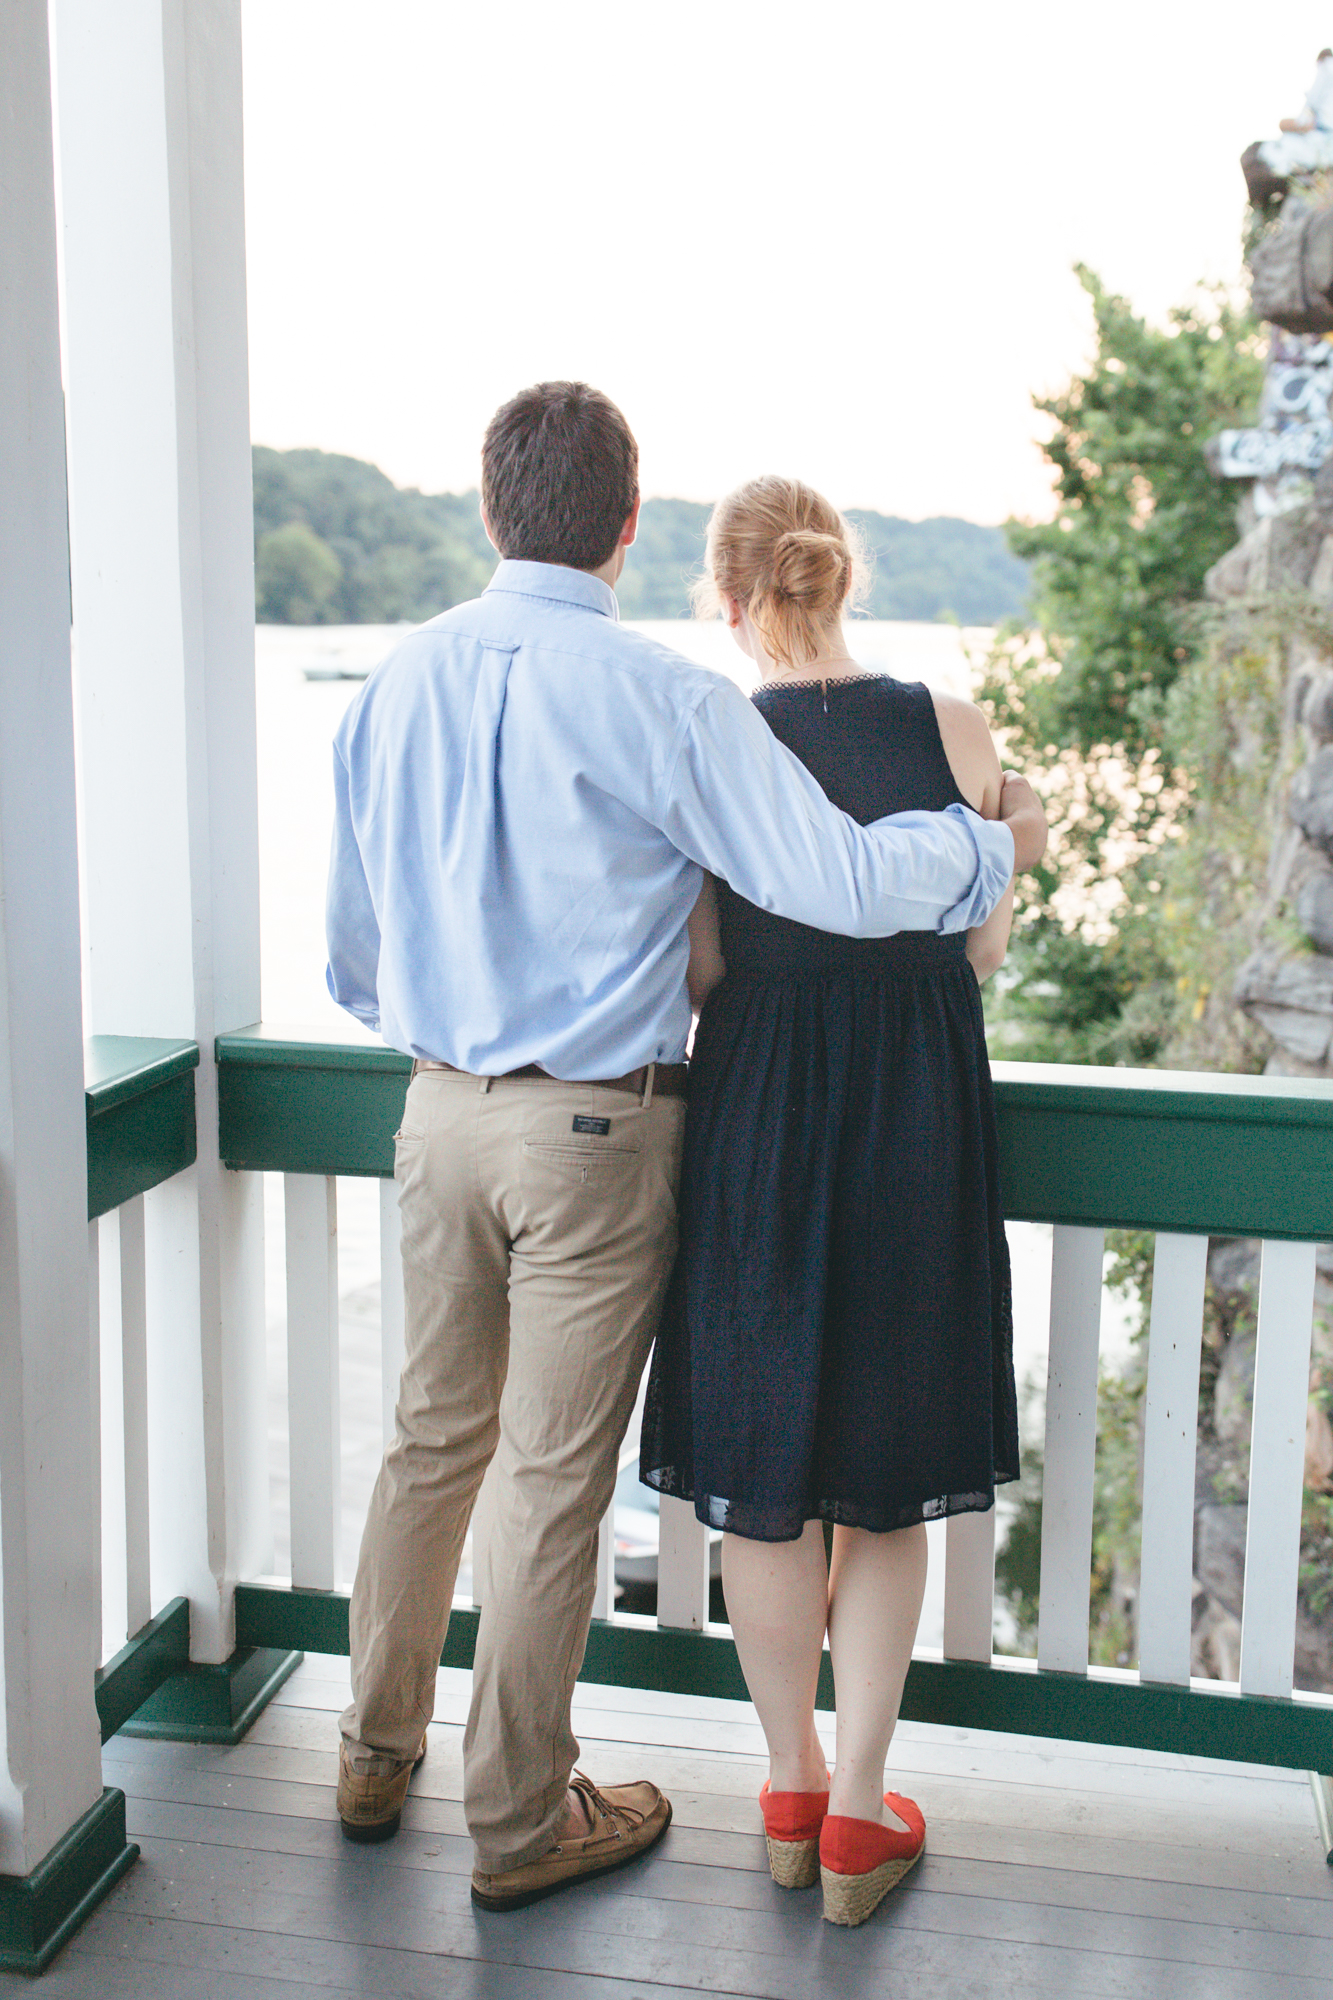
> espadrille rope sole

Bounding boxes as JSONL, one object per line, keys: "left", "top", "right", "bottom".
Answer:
{"left": 821, "top": 1838, "right": 923, "bottom": 1926}
{"left": 764, "top": 1832, "right": 821, "bottom": 1889}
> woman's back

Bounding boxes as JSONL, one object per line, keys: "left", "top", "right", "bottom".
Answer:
{"left": 717, "top": 675, "right": 969, "bottom": 975}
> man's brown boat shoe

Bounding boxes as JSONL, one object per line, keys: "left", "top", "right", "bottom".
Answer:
{"left": 471, "top": 1771, "right": 672, "bottom": 1911}
{"left": 337, "top": 1731, "right": 428, "bottom": 1844}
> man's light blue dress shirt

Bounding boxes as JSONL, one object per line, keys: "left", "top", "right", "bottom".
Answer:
{"left": 326, "top": 561, "right": 1014, "bottom": 1078}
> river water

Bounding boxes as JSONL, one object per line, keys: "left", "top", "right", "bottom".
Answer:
{"left": 254, "top": 620, "right": 1126, "bottom": 1633}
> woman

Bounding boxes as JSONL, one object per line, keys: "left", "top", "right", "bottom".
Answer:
{"left": 641, "top": 476, "right": 1019, "bottom": 1928}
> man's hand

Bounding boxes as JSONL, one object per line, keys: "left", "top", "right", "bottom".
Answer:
{"left": 998, "top": 770, "right": 1049, "bottom": 873}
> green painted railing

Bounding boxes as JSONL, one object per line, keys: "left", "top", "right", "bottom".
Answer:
{"left": 217, "top": 1027, "right": 1333, "bottom": 1237}
{"left": 85, "top": 1035, "right": 198, "bottom": 1219}
{"left": 993, "top": 1060, "right": 1333, "bottom": 1240}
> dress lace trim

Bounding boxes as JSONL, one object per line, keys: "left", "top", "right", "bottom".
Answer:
{"left": 760, "top": 671, "right": 896, "bottom": 692}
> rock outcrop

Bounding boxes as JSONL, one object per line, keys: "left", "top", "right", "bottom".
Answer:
{"left": 1189, "top": 197, "right": 1333, "bottom": 1683}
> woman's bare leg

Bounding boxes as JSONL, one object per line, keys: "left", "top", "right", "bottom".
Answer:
{"left": 826, "top": 1522, "right": 928, "bottom": 1825}
{"left": 721, "top": 1520, "right": 829, "bottom": 1793}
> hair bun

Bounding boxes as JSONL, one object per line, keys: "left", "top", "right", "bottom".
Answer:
{"left": 694, "top": 475, "right": 863, "bottom": 673}
{"left": 769, "top": 529, "right": 850, "bottom": 612}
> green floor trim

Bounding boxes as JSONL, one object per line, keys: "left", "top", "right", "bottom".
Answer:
{"left": 94, "top": 1597, "right": 190, "bottom": 1742}
{"left": 0, "top": 1788, "right": 137, "bottom": 1975}
{"left": 1311, "top": 1772, "right": 1333, "bottom": 1864}
{"left": 899, "top": 1654, "right": 1333, "bottom": 1771}
{"left": 234, "top": 1582, "right": 1333, "bottom": 1776}
{"left": 114, "top": 1643, "right": 304, "bottom": 1744}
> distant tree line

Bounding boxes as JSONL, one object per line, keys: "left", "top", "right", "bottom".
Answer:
{"left": 253, "top": 446, "right": 1030, "bottom": 627}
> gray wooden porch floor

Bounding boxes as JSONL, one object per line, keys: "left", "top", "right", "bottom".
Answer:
{"left": 7, "top": 1652, "right": 1333, "bottom": 1998}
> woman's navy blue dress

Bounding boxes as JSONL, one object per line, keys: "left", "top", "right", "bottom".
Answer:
{"left": 640, "top": 674, "right": 1019, "bottom": 1542}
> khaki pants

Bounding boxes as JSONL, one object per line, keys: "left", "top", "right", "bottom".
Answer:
{"left": 340, "top": 1067, "right": 685, "bottom": 1871}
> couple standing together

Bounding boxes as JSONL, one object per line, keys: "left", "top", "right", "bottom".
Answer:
{"left": 327, "top": 382, "right": 1046, "bottom": 1928}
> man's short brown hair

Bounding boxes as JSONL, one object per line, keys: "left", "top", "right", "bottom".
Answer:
{"left": 481, "top": 382, "right": 638, "bottom": 571}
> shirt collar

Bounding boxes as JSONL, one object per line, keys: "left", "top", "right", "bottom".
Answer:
{"left": 484, "top": 558, "right": 619, "bottom": 622}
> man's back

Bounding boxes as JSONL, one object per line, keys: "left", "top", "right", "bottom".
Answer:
{"left": 328, "top": 560, "right": 720, "bottom": 1076}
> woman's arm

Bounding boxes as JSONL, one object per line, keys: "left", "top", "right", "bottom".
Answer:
{"left": 930, "top": 693, "right": 1015, "bottom": 982}
{"left": 686, "top": 873, "right": 726, "bottom": 1011}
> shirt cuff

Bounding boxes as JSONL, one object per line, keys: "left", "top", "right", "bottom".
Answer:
{"left": 936, "top": 804, "right": 1015, "bottom": 933}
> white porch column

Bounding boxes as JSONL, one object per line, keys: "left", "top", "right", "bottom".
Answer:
{"left": 54, "top": 0, "right": 269, "bottom": 1662}
{"left": 0, "top": 0, "right": 104, "bottom": 1872}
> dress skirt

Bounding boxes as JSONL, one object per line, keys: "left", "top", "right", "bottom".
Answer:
{"left": 640, "top": 935, "right": 1019, "bottom": 1543}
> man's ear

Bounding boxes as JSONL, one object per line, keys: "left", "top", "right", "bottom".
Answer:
{"left": 479, "top": 501, "right": 502, "bottom": 556}
{"left": 620, "top": 493, "right": 642, "bottom": 548}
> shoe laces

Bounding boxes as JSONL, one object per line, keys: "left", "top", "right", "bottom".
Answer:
{"left": 569, "top": 1770, "right": 642, "bottom": 1835}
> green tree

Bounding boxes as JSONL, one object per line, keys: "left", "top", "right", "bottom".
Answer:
{"left": 253, "top": 446, "right": 1033, "bottom": 627}
{"left": 981, "top": 268, "right": 1264, "bottom": 1064}
{"left": 255, "top": 521, "right": 343, "bottom": 624}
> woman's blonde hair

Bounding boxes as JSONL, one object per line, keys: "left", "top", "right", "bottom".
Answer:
{"left": 692, "top": 475, "right": 866, "bottom": 672}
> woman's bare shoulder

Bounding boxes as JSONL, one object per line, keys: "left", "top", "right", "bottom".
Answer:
{"left": 928, "top": 691, "right": 1001, "bottom": 816}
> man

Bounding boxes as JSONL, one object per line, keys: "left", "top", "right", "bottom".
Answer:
{"left": 327, "top": 381, "right": 1046, "bottom": 1911}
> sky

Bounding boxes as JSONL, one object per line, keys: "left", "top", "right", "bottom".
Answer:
{"left": 241, "top": 0, "right": 1333, "bottom": 526}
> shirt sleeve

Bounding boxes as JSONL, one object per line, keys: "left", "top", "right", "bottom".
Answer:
{"left": 325, "top": 743, "right": 383, "bottom": 1026}
{"left": 660, "top": 683, "right": 1014, "bottom": 936}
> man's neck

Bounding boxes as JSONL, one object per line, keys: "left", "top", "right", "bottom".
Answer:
{"left": 589, "top": 545, "right": 625, "bottom": 590}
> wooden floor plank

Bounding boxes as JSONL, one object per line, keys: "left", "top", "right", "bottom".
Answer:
{"left": 28, "top": 1919, "right": 739, "bottom": 2000}
{"left": 278, "top": 1652, "right": 1328, "bottom": 1791}
{"left": 105, "top": 1754, "right": 1328, "bottom": 1901}
{"left": 117, "top": 1828, "right": 1333, "bottom": 1978}
{"left": 243, "top": 1692, "right": 1316, "bottom": 1831}
{"left": 131, "top": 1700, "right": 1316, "bottom": 1825}
{"left": 65, "top": 1846, "right": 1333, "bottom": 2000}
{"left": 0, "top": 1951, "right": 339, "bottom": 2000}
{"left": 102, "top": 1728, "right": 1333, "bottom": 1903}
{"left": 107, "top": 1726, "right": 1326, "bottom": 1866}
{"left": 119, "top": 1796, "right": 1333, "bottom": 1944}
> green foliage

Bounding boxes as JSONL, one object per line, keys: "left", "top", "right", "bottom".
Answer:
{"left": 980, "top": 268, "right": 1264, "bottom": 1067}
{"left": 1149, "top": 596, "right": 1311, "bottom": 1072}
{"left": 995, "top": 1250, "right": 1149, "bottom": 1668}
{"left": 253, "top": 446, "right": 1030, "bottom": 627}
{"left": 255, "top": 521, "right": 343, "bottom": 625}
{"left": 992, "top": 1451, "right": 1043, "bottom": 1651}
{"left": 253, "top": 447, "right": 493, "bottom": 623}
{"left": 1000, "top": 266, "right": 1263, "bottom": 769}
{"left": 850, "top": 512, "right": 1030, "bottom": 624}
{"left": 616, "top": 499, "right": 712, "bottom": 618}
{"left": 1303, "top": 1491, "right": 1333, "bottom": 1621}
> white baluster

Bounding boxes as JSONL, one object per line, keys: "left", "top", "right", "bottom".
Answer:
{"left": 92, "top": 1217, "right": 116, "bottom": 1664}
{"left": 117, "top": 1195, "right": 151, "bottom": 1637}
{"left": 285, "top": 1174, "right": 340, "bottom": 1589}
{"left": 1139, "top": 1232, "right": 1208, "bottom": 1685}
{"left": 656, "top": 1496, "right": 710, "bottom": 1632}
{"left": 592, "top": 1500, "right": 616, "bottom": 1622}
{"left": 1037, "top": 1224, "right": 1104, "bottom": 1674}
{"left": 944, "top": 1507, "right": 996, "bottom": 1662}
{"left": 1240, "top": 1238, "right": 1317, "bottom": 1699}
{"left": 378, "top": 1177, "right": 405, "bottom": 1449}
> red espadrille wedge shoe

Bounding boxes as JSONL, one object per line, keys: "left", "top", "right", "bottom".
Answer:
{"left": 758, "top": 1780, "right": 830, "bottom": 1889}
{"left": 819, "top": 1791, "right": 925, "bottom": 1925}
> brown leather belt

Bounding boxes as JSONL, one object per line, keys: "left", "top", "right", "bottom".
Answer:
{"left": 411, "top": 1058, "right": 688, "bottom": 1101}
